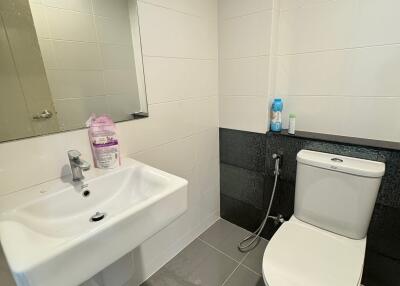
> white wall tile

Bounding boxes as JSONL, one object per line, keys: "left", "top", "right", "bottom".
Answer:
{"left": 351, "top": 45, "right": 400, "bottom": 98}
{"left": 140, "top": 0, "right": 216, "bottom": 17}
{"left": 119, "top": 100, "right": 196, "bottom": 155}
{"left": 220, "top": 96, "right": 268, "bottom": 133}
{"left": 230, "top": 0, "right": 400, "bottom": 144}
{"left": 138, "top": 2, "right": 215, "bottom": 59}
{"left": 220, "top": 56, "right": 269, "bottom": 96}
{"left": 0, "top": 132, "right": 71, "bottom": 196}
{"left": 276, "top": 50, "right": 352, "bottom": 97}
{"left": 144, "top": 57, "right": 218, "bottom": 104}
{"left": 193, "top": 96, "right": 219, "bottom": 133}
{"left": 220, "top": 10, "right": 272, "bottom": 58}
{"left": 355, "top": 0, "right": 400, "bottom": 47}
{"left": 132, "top": 136, "right": 196, "bottom": 179}
{"left": 277, "top": 45, "right": 400, "bottom": 98}
{"left": 219, "top": 0, "right": 273, "bottom": 19}
{"left": 279, "top": 0, "right": 335, "bottom": 11}
{"left": 275, "top": 0, "right": 400, "bottom": 141}
{"left": 219, "top": 0, "right": 274, "bottom": 134}
{"left": 195, "top": 156, "right": 219, "bottom": 195}
{"left": 278, "top": 0, "right": 356, "bottom": 54}
{"left": 46, "top": 7, "right": 96, "bottom": 42}
{"left": 287, "top": 96, "right": 400, "bottom": 142}
{"left": 193, "top": 128, "right": 219, "bottom": 168}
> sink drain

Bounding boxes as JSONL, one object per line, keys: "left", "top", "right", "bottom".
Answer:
{"left": 90, "top": 212, "right": 106, "bottom": 222}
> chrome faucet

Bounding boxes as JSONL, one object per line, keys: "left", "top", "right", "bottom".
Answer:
{"left": 68, "top": 150, "right": 91, "bottom": 181}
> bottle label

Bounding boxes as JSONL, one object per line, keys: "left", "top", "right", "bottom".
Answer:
{"left": 271, "top": 111, "right": 282, "bottom": 131}
{"left": 92, "top": 135, "right": 119, "bottom": 168}
{"left": 271, "top": 111, "right": 281, "bottom": 123}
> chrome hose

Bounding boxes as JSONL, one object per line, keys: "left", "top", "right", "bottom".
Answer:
{"left": 238, "top": 155, "right": 281, "bottom": 252}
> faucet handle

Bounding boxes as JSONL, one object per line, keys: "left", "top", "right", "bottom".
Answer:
{"left": 68, "top": 150, "right": 81, "bottom": 160}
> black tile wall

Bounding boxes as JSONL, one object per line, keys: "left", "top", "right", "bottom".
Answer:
{"left": 220, "top": 128, "right": 400, "bottom": 286}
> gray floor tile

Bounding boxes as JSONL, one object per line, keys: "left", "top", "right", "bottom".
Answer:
{"left": 199, "top": 219, "right": 251, "bottom": 261}
{"left": 242, "top": 238, "right": 268, "bottom": 275}
{"left": 142, "top": 239, "right": 238, "bottom": 286}
{"left": 223, "top": 266, "right": 265, "bottom": 286}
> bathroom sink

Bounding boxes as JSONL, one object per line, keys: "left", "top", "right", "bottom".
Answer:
{"left": 0, "top": 158, "right": 188, "bottom": 286}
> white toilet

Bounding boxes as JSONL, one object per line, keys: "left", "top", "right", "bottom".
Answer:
{"left": 262, "top": 150, "right": 385, "bottom": 286}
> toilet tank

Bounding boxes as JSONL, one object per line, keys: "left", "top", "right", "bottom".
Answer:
{"left": 294, "top": 150, "right": 385, "bottom": 239}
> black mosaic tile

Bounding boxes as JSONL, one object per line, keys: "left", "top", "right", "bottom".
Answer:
{"left": 376, "top": 150, "right": 400, "bottom": 208}
{"left": 220, "top": 163, "right": 265, "bottom": 210}
{"left": 220, "top": 194, "right": 264, "bottom": 233}
{"left": 220, "top": 128, "right": 266, "bottom": 173}
{"left": 363, "top": 249, "right": 400, "bottom": 286}
{"left": 367, "top": 203, "right": 400, "bottom": 261}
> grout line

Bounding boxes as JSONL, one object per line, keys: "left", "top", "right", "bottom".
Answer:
{"left": 221, "top": 262, "right": 241, "bottom": 286}
{"left": 197, "top": 238, "right": 244, "bottom": 264}
{"left": 221, "top": 54, "right": 269, "bottom": 60}
{"left": 285, "top": 94, "right": 400, "bottom": 99}
{"left": 240, "top": 252, "right": 250, "bottom": 264}
{"left": 148, "top": 94, "right": 218, "bottom": 106}
{"left": 277, "top": 42, "right": 400, "bottom": 56}
{"left": 220, "top": 251, "right": 250, "bottom": 286}
{"left": 240, "top": 263, "right": 262, "bottom": 277}
{"left": 220, "top": 94, "right": 268, "bottom": 98}
{"left": 143, "top": 54, "right": 216, "bottom": 61}
{"left": 138, "top": 0, "right": 203, "bottom": 19}
{"left": 221, "top": 8, "right": 274, "bottom": 21}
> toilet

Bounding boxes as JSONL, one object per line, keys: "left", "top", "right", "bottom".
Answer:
{"left": 262, "top": 150, "right": 385, "bottom": 286}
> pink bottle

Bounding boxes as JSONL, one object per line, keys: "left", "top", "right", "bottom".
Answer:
{"left": 86, "top": 114, "right": 121, "bottom": 169}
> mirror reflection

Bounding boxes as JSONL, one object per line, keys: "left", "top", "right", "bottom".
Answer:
{"left": 0, "top": 0, "right": 148, "bottom": 143}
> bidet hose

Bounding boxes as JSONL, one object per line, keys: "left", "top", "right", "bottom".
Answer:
{"left": 238, "top": 156, "right": 280, "bottom": 252}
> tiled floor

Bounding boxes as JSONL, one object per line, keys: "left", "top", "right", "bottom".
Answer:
{"left": 142, "top": 219, "right": 267, "bottom": 286}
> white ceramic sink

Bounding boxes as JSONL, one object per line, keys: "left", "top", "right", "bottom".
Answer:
{"left": 0, "top": 158, "right": 188, "bottom": 286}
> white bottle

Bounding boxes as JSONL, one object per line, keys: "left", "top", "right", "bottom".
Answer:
{"left": 288, "top": 114, "right": 296, "bottom": 135}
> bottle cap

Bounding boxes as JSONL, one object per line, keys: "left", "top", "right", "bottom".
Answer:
{"left": 289, "top": 113, "right": 296, "bottom": 118}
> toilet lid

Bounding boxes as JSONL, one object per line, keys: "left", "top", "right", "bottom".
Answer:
{"left": 263, "top": 217, "right": 365, "bottom": 286}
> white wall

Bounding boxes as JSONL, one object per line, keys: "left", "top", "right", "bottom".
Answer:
{"left": 30, "top": 0, "right": 141, "bottom": 130}
{"left": 219, "top": 0, "right": 277, "bottom": 133}
{"left": 277, "top": 0, "right": 400, "bottom": 142}
{"left": 219, "top": 0, "right": 400, "bottom": 143}
{"left": 0, "top": 0, "right": 219, "bottom": 284}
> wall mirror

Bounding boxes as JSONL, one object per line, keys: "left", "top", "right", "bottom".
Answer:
{"left": 0, "top": 0, "right": 148, "bottom": 143}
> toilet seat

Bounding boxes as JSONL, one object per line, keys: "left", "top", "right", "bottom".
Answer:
{"left": 262, "top": 216, "right": 365, "bottom": 286}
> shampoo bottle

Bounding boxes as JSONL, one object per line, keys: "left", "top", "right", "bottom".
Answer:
{"left": 87, "top": 114, "right": 121, "bottom": 169}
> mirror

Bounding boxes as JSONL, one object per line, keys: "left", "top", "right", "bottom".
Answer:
{"left": 0, "top": 0, "right": 148, "bottom": 143}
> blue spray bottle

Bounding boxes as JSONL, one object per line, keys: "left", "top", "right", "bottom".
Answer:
{"left": 271, "top": 98, "right": 283, "bottom": 132}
